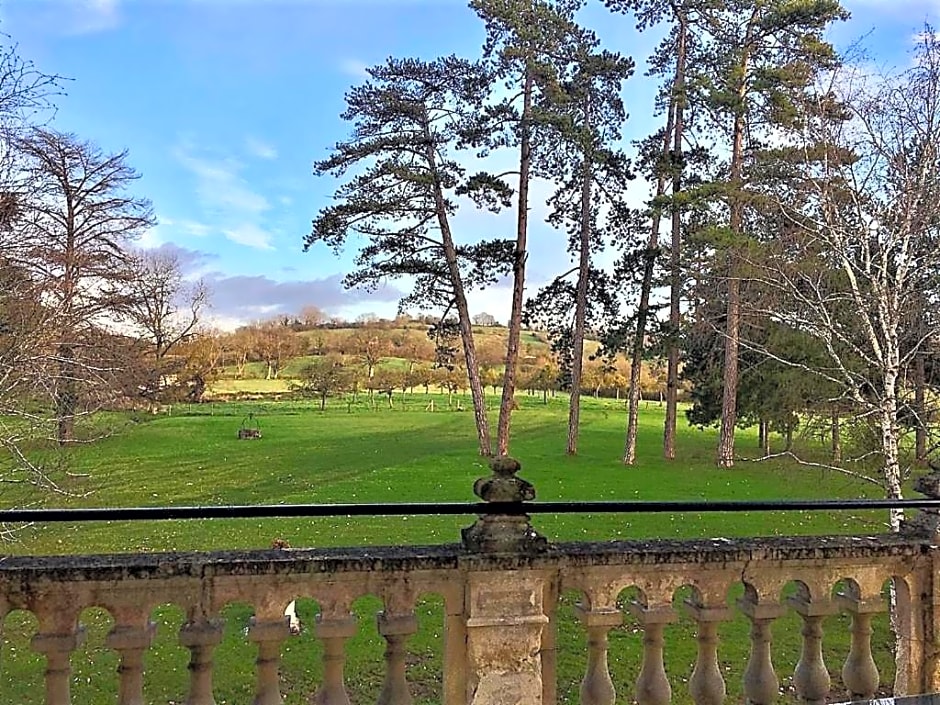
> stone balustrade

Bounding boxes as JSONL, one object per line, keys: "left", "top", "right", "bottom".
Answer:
{"left": 4, "top": 460, "right": 940, "bottom": 704}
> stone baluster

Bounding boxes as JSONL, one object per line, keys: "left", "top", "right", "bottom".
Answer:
{"left": 313, "top": 611, "right": 358, "bottom": 705}
{"left": 684, "top": 599, "right": 731, "bottom": 705}
{"left": 574, "top": 603, "right": 622, "bottom": 705}
{"left": 248, "top": 614, "right": 291, "bottom": 705}
{"left": 629, "top": 602, "right": 676, "bottom": 705}
{"left": 377, "top": 610, "right": 418, "bottom": 705}
{"left": 31, "top": 622, "right": 86, "bottom": 705}
{"left": 788, "top": 590, "right": 835, "bottom": 705}
{"left": 179, "top": 618, "right": 224, "bottom": 705}
{"left": 106, "top": 611, "right": 157, "bottom": 705}
{"left": 837, "top": 587, "right": 883, "bottom": 700}
{"left": 738, "top": 594, "right": 785, "bottom": 705}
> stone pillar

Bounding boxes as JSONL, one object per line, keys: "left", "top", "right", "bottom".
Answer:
{"left": 107, "top": 620, "right": 157, "bottom": 705}
{"left": 377, "top": 610, "right": 418, "bottom": 705}
{"left": 738, "top": 595, "right": 785, "bottom": 705}
{"left": 461, "top": 457, "right": 549, "bottom": 704}
{"left": 443, "top": 588, "right": 468, "bottom": 705}
{"left": 541, "top": 579, "right": 559, "bottom": 705}
{"left": 630, "top": 603, "right": 676, "bottom": 705}
{"left": 894, "top": 571, "right": 928, "bottom": 695}
{"left": 248, "top": 617, "right": 290, "bottom": 705}
{"left": 684, "top": 600, "right": 731, "bottom": 705}
{"left": 900, "top": 467, "right": 940, "bottom": 693}
{"left": 575, "top": 603, "right": 622, "bottom": 705}
{"left": 312, "top": 613, "right": 358, "bottom": 705}
{"left": 788, "top": 592, "right": 836, "bottom": 705}
{"left": 465, "top": 570, "right": 548, "bottom": 705}
{"left": 179, "top": 618, "right": 224, "bottom": 705}
{"left": 837, "top": 588, "right": 883, "bottom": 700}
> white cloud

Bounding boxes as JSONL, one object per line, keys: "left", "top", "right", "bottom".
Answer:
{"left": 245, "top": 136, "right": 278, "bottom": 160}
{"left": 173, "top": 145, "right": 276, "bottom": 250}
{"left": 179, "top": 219, "right": 213, "bottom": 237}
{"left": 69, "top": 0, "right": 122, "bottom": 34}
{"left": 222, "top": 223, "right": 275, "bottom": 250}
{"left": 174, "top": 149, "right": 269, "bottom": 215}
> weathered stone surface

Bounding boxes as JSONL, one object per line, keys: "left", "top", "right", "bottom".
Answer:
{"left": 462, "top": 457, "right": 547, "bottom": 554}
{"left": 1, "top": 530, "right": 938, "bottom": 704}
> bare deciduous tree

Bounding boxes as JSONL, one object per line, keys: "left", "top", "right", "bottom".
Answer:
{"left": 15, "top": 128, "right": 154, "bottom": 443}
{"left": 126, "top": 247, "right": 210, "bottom": 403}
{"left": 746, "top": 32, "right": 940, "bottom": 527}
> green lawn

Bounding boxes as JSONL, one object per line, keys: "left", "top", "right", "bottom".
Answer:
{"left": 0, "top": 394, "right": 900, "bottom": 704}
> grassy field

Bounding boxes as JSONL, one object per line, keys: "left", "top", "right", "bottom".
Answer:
{"left": 0, "top": 393, "right": 899, "bottom": 704}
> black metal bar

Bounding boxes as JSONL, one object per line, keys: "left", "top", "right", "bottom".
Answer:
{"left": 2, "top": 498, "right": 939, "bottom": 524}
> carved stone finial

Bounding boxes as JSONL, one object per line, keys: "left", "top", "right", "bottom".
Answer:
{"left": 901, "top": 467, "right": 940, "bottom": 537}
{"left": 472, "top": 457, "right": 535, "bottom": 504}
{"left": 462, "top": 457, "right": 547, "bottom": 554}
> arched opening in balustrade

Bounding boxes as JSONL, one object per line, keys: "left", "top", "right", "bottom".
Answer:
{"left": 70, "top": 606, "right": 117, "bottom": 703}
{"left": 406, "top": 591, "right": 445, "bottom": 704}
{"left": 211, "top": 600, "right": 259, "bottom": 702}
{"left": 337, "top": 593, "right": 386, "bottom": 702}
{"left": 615, "top": 585, "right": 663, "bottom": 705}
{"left": 279, "top": 596, "right": 324, "bottom": 700}
{"left": 143, "top": 602, "right": 188, "bottom": 703}
{"left": 669, "top": 583, "right": 701, "bottom": 700}
{"left": 552, "top": 587, "right": 591, "bottom": 704}
{"left": 0, "top": 608, "right": 40, "bottom": 700}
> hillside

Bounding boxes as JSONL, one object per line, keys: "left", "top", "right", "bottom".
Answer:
{"left": 211, "top": 321, "right": 664, "bottom": 402}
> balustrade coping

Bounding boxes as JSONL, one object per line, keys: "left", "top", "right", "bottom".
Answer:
{"left": 0, "top": 532, "right": 926, "bottom": 582}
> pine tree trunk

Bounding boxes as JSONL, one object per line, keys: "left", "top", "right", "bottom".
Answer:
{"left": 717, "top": 67, "right": 750, "bottom": 469}
{"left": 497, "top": 67, "right": 534, "bottom": 457}
{"left": 567, "top": 108, "right": 593, "bottom": 456}
{"left": 422, "top": 113, "right": 492, "bottom": 456}
{"left": 664, "top": 14, "right": 688, "bottom": 462}
{"left": 626, "top": 98, "right": 675, "bottom": 465}
{"left": 718, "top": 274, "right": 741, "bottom": 468}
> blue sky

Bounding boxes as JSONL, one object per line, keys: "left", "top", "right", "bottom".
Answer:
{"left": 1, "top": 0, "right": 936, "bottom": 328}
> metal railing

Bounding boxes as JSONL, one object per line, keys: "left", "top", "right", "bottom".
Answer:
{"left": 2, "top": 497, "right": 937, "bottom": 523}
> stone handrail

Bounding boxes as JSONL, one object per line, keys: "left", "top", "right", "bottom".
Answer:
{"left": 4, "top": 459, "right": 940, "bottom": 705}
